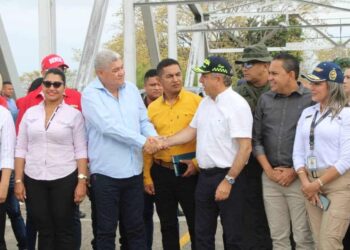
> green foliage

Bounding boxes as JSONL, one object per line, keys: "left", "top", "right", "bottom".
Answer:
{"left": 333, "top": 57, "right": 350, "bottom": 71}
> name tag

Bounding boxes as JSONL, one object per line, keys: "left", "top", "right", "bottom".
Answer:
{"left": 307, "top": 156, "right": 317, "bottom": 171}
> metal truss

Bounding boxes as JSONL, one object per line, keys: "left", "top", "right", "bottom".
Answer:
{"left": 1, "top": 0, "right": 350, "bottom": 93}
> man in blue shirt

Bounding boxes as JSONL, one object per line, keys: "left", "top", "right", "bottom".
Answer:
{"left": 82, "top": 49, "right": 158, "bottom": 250}
{"left": 1, "top": 81, "right": 18, "bottom": 121}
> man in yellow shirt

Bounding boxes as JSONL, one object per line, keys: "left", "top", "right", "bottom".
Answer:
{"left": 144, "top": 58, "right": 201, "bottom": 250}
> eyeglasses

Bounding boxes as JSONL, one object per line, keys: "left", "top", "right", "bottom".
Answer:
{"left": 42, "top": 81, "right": 64, "bottom": 88}
{"left": 242, "top": 62, "right": 255, "bottom": 69}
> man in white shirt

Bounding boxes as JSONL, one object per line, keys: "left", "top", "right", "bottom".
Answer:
{"left": 161, "top": 56, "right": 252, "bottom": 249}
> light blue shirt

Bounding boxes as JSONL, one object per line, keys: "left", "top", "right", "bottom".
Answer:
{"left": 82, "top": 78, "right": 157, "bottom": 178}
{"left": 7, "top": 98, "right": 18, "bottom": 122}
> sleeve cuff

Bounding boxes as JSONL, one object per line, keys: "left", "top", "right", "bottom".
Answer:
{"left": 1, "top": 158, "right": 14, "bottom": 169}
{"left": 15, "top": 150, "right": 26, "bottom": 159}
{"left": 253, "top": 146, "right": 265, "bottom": 157}
{"left": 137, "top": 136, "right": 147, "bottom": 149}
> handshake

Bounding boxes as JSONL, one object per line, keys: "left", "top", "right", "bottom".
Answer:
{"left": 143, "top": 136, "right": 169, "bottom": 154}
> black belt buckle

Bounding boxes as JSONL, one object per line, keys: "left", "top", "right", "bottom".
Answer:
{"left": 311, "top": 170, "right": 318, "bottom": 178}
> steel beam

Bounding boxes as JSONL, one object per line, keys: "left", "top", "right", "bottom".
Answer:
{"left": 141, "top": 3, "right": 161, "bottom": 68}
{"left": 134, "top": 0, "right": 231, "bottom": 7}
{"left": 296, "top": 15, "right": 338, "bottom": 46}
{"left": 208, "top": 43, "right": 347, "bottom": 54}
{"left": 38, "top": 0, "right": 56, "bottom": 61}
{"left": 293, "top": 0, "right": 350, "bottom": 12}
{"left": 178, "top": 23, "right": 350, "bottom": 33}
{"left": 75, "top": 0, "right": 109, "bottom": 91}
{"left": 168, "top": 5, "right": 177, "bottom": 59}
{"left": 0, "top": 15, "right": 23, "bottom": 97}
{"left": 124, "top": 0, "right": 137, "bottom": 83}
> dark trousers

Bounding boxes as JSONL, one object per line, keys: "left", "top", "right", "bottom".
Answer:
{"left": 6, "top": 174, "right": 27, "bottom": 250}
{"left": 119, "top": 192, "right": 154, "bottom": 250}
{"left": 90, "top": 173, "right": 146, "bottom": 250}
{"left": 89, "top": 184, "right": 97, "bottom": 250}
{"left": 0, "top": 171, "right": 7, "bottom": 250}
{"left": 24, "top": 171, "right": 77, "bottom": 250}
{"left": 143, "top": 193, "right": 154, "bottom": 249}
{"left": 195, "top": 168, "right": 246, "bottom": 250}
{"left": 0, "top": 203, "right": 6, "bottom": 250}
{"left": 151, "top": 163, "right": 197, "bottom": 250}
{"left": 26, "top": 197, "right": 82, "bottom": 250}
{"left": 344, "top": 226, "right": 350, "bottom": 249}
{"left": 242, "top": 156, "right": 272, "bottom": 250}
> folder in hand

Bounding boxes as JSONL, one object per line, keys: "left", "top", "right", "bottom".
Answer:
{"left": 172, "top": 152, "right": 196, "bottom": 177}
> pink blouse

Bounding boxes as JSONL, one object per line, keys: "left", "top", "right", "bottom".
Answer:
{"left": 16, "top": 101, "right": 87, "bottom": 180}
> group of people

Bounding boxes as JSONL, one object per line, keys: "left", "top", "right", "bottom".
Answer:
{"left": 0, "top": 43, "right": 350, "bottom": 250}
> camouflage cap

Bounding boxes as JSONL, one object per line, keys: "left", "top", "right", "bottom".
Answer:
{"left": 235, "top": 44, "right": 272, "bottom": 64}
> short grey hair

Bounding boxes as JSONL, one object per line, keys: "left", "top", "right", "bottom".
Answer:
{"left": 94, "top": 49, "right": 122, "bottom": 71}
{"left": 212, "top": 73, "right": 232, "bottom": 87}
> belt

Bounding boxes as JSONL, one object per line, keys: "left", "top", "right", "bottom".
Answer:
{"left": 199, "top": 167, "right": 229, "bottom": 176}
{"left": 154, "top": 159, "right": 174, "bottom": 170}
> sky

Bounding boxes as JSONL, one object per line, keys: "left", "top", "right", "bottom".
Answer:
{"left": 0, "top": 0, "right": 122, "bottom": 75}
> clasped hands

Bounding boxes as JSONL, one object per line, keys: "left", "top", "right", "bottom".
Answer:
{"left": 143, "top": 136, "right": 169, "bottom": 154}
{"left": 301, "top": 180, "right": 321, "bottom": 206}
{"left": 266, "top": 166, "right": 297, "bottom": 187}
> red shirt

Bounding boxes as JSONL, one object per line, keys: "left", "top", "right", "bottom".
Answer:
{"left": 16, "top": 97, "right": 26, "bottom": 111}
{"left": 16, "top": 86, "right": 81, "bottom": 132}
{"left": 0, "top": 96, "right": 7, "bottom": 108}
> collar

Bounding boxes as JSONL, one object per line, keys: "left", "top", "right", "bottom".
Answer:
{"left": 272, "top": 82, "right": 306, "bottom": 98}
{"left": 212, "top": 87, "right": 231, "bottom": 103}
{"left": 161, "top": 88, "right": 184, "bottom": 104}
{"left": 92, "top": 78, "right": 126, "bottom": 92}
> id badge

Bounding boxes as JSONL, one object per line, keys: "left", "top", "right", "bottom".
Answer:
{"left": 307, "top": 156, "right": 317, "bottom": 171}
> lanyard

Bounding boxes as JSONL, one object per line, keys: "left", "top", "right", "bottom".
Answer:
{"left": 45, "top": 106, "right": 60, "bottom": 131}
{"left": 309, "top": 109, "right": 331, "bottom": 151}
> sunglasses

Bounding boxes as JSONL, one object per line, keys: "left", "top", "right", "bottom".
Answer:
{"left": 42, "top": 81, "right": 64, "bottom": 88}
{"left": 242, "top": 62, "right": 255, "bottom": 69}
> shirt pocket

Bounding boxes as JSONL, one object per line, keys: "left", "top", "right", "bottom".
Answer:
{"left": 47, "top": 119, "right": 73, "bottom": 145}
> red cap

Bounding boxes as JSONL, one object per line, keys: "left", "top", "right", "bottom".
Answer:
{"left": 41, "top": 54, "right": 69, "bottom": 70}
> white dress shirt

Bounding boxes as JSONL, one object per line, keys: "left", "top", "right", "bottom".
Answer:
{"left": 293, "top": 103, "right": 350, "bottom": 175}
{"left": 190, "top": 88, "right": 252, "bottom": 169}
{"left": 0, "top": 105, "right": 16, "bottom": 170}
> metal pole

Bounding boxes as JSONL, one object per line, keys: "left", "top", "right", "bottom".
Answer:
{"left": 124, "top": 0, "right": 137, "bottom": 84}
{"left": 0, "top": 15, "right": 23, "bottom": 97}
{"left": 168, "top": 5, "right": 177, "bottom": 59}
{"left": 38, "top": 0, "right": 56, "bottom": 62}
{"left": 75, "top": 0, "right": 109, "bottom": 90}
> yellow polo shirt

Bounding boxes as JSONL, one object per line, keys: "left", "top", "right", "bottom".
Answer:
{"left": 143, "top": 88, "right": 202, "bottom": 185}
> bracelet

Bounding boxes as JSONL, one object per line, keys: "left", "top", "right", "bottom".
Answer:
{"left": 15, "top": 179, "right": 22, "bottom": 184}
{"left": 316, "top": 178, "right": 324, "bottom": 187}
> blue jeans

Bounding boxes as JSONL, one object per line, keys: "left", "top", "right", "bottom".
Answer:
{"left": 6, "top": 174, "right": 27, "bottom": 250}
{"left": 90, "top": 173, "right": 146, "bottom": 250}
{"left": 119, "top": 192, "right": 154, "bottom": 250}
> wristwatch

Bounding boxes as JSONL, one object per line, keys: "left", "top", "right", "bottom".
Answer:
{"left": 225, "top": 175, "right": 235, "bottom": 185}
{"left": 77, "top": 173, "right": 88, "bottom": 180}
